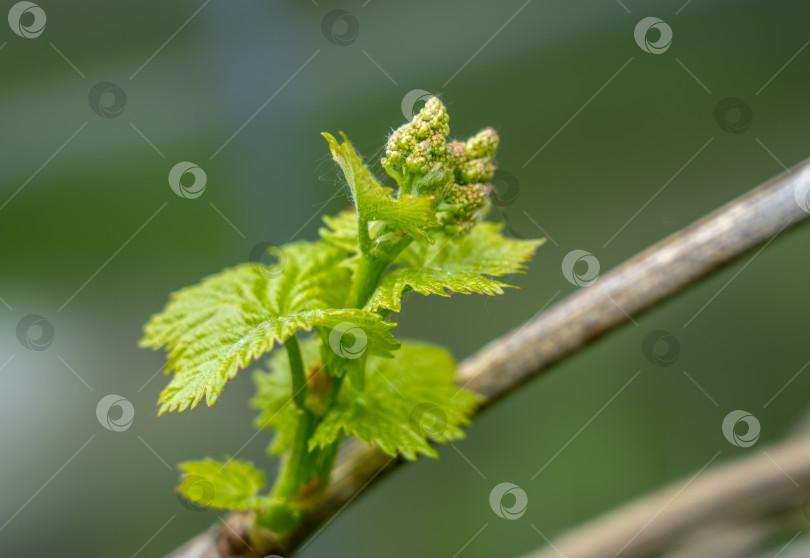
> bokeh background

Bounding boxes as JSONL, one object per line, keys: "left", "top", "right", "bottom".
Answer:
{"left": 2, "top": 0, "right": 810, "bottom": 556}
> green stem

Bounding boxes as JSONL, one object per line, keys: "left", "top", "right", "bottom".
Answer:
{"left": 258, "top": 410, "right": 341, "bottom": 533}
{"left": 285, "top": 335, "right": 307, "bottom": 410}
{"left": 257, "top": 337, "right": 335, "bottom": 534}
{"left": 399, "top": 173, "right": 415, "bottom": 196}
{"left": 347, "top": 254, "right": 389, "bottom": 308}
{"left": 256, "top": 225, "right": 414, "bottom": 537}
{"left": 357, "top": 217, "right": 372, "bottom": 255}
{"left": 348, "top": 228, "right": 414, "bottom": 308}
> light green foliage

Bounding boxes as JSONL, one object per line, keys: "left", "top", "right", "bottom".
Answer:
{"left": 323, "top": 132, "right": 438, "bottom": 244}
{"left": 251, "top": 354, "right": 299, "bottom": 455}
{"left": 141, "top": 96, "right": 543, "bottom": 536}
{"left": 178, "top": 458, "right": 266, "bottom": 510}
{"left": 315, "top": 324, "right": 374, "bottom": 390}
{"left": 320, "top": 209, "right": 544, "bottom": 313}
{"left": 319, "top": 209, "right": 359, "bottom": 254}
{"left": 141, "top": 241, "right": 397, "bottom": 414}
{"left": 367, "top": 223, "right": 545, "bottom": 312}
{"left": 309, "top": 340, "right": 481, "bottom": 460}
{"left": 253, "top": 338, "right": 479, "bottom": 460}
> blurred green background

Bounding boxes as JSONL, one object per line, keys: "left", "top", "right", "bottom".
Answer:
{"left": 2, "top": 0, "right": 810, "bottom": 556}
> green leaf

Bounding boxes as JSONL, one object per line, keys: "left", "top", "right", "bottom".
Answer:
{"left": 178, "top": 458, "right": 266, "bottom": 511}
{"left": 315, "top": 309, "right": 401, "bottom": 390}
{"left": 309, "top": 340, "right": 482, "bottom": 460}
{"left": 319, "top": 209, "right": 359, "bottom": 254}
{"left": 141, "top": 241, "right": 398, "bottom": 414}
{"left": 322, "top": 132, "right": 438, "bottom": 243}
{"left": 366, "top": 222, "right": 544, "bottom": 312}
{"left": 313, "top": 322, "right": 369, "bottom": 391}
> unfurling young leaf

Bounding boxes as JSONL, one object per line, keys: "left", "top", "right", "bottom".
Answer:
{"left": 323, "top": 132, "right": 438, "bottom": 247}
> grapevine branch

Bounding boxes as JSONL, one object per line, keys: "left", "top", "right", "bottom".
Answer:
{"left": 166, "top": 158, "right": 810, "bottom": 558}
{"left": 523, "top": 428, "right": 810, "bottom": 558}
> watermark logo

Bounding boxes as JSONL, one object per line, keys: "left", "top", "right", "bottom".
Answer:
{"left": 321, "top": 9, "right": 359, "bottom": 46}
{"left": 642, "top": 330, "right": 680, "bottom": 367}
{"left": 168, "top": 162, "right": 207, "bottom": 199}
{"left": 88, "top": 81, "right": 127, "bottom": 119}
{"left": 401, "top": 89, "right": 434, "bottom": 120}
{"left": 248, "top": 243, "right": 287, "bottom": 279}
{"left": 96, "top": 394, "right": 135, "bottom": 432}
{"left": 409, "top": 402, "right": 448, "bottom": 439}
{"left": 491, "top": 170, "right": 520, "bottom": 206}
{"left": 16, "top": 314, "right": 54, "bottom": 351}
{"left": 8, "top": 1, "right": 45, "bottom": 38}
{"left": 714, "top": 97, "right": 753, "bottom": 134}
{"left": 329, "top": 322, "right": 367, "bottom": 360}
{"left": 177, "top": 475, "right": 215, "bottom": 511}
{"left": 489, "top": 482, "right": 528, "bottom": 520}
{"left": 722, "top": 410, "right": 760, "bottom": 447}
{"left": 562, "top": 250, "right": 600, "bottom": 287}
{"left": 634, "top": 17, "right": 672, "bottom": 54}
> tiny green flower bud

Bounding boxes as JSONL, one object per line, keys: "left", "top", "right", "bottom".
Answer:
{"left": 438, "top": 182, "right": 491, "bottom": 233}
{"left": 447, "top": 140, "right": 468, "bottom": 170}
{"left": 458, "top": 159, "right": 496, "bottom": 184}
{"left": 384, "top": 97, "right": 451, "bottom": 184}
{"left": 465, "top": 127, "right": 499, "bottom": 160}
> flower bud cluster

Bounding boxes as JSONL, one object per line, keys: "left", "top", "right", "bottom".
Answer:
{"left": 383, "top": 97, "right": 500, "bottom": 233}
